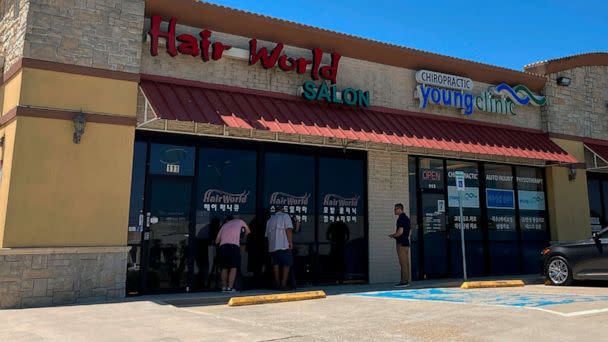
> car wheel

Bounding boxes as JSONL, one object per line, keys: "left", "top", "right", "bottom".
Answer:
{"left": 546, "top": 256, "right": 573, "bottom": 286}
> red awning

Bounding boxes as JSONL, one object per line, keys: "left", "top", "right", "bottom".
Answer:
{"left": 585, "top": 142, "right": 608, "bottom": 162}
{"left": 140, "top": 77, "right": 577, "bottom": 163}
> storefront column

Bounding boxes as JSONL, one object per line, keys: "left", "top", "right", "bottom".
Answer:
{"left": 0, "top": 67, "right": 138, "bottom": 308}
{"left": 546, "top": 138, "right": 591, "bottom": 241}
{"left": 367, "top": 150, "right": 409, "bottom": 283}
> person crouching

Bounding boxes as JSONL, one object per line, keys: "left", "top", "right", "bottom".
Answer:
{"left": 215, "top": 215, "right": 250, "bottom": 293}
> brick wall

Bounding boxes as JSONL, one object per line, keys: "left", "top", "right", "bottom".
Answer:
{"left": 140, "top": 19, "right": 543, "bottom": 130}
{"left": 367, "top": 150, "right": 409, "bottom": 283}
{"left": 0, "top": 0, "right": 29, "bottom": 72}
{"left": 543, "top": 66, "right": 608, "bottom": 140}
{"left": 24, "top": 0, "right": 145, "bottom": 73}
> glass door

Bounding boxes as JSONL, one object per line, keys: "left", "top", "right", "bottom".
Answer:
{"left": 421, "top": 192, "right": 449, "bottom": 278}
{"left": 419, "top": 158, "right": 449, "bottom": 278}
{"left": 144, "top": 177, "right": 192, "bottom": 291}
{"left": 142, "top": 144, "right": 195, "bottom": 293}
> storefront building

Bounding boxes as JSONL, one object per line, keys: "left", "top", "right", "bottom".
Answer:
{"left": 0, "top": 0, "right": 606, "bottom": 308}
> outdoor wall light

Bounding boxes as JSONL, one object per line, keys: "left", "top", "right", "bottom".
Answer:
{"left": 556, "top": 76, "right": 571, "bottom": 87}
{"left": 73, "top": 112, "right": 87, "bottom": 144}
{"left": 568, "top": 165, "right": 577, "bottom": 181}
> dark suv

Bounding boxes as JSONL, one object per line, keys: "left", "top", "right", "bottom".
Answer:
{"left": 542, "top": 227, "right": 608, "bottom": 285}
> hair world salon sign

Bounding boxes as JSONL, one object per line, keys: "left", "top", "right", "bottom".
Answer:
{"left": 148, "top": 16, "right": 370, "bottom": 107}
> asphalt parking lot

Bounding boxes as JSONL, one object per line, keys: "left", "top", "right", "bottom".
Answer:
{"left": 1, "top": 284, "right": 607, "bottom": 341}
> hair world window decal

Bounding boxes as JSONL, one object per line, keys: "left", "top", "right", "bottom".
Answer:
{"left": 148, "top": 15, "right": 371, "bottom": 108}
{"left": 202, "top": 189, "right": 250, "bottom": 213}
{"left": 268, "top": 192, "right": 310, "bottom": 222}
{"left": 322, "top": 194, "right": 360, "bottom": 224}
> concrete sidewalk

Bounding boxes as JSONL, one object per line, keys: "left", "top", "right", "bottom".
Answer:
{"left": 139, "top": 274, "right": 544, "bottom": 308}
{"left": 2, "top": 280, "right": 607, "bottom": 342}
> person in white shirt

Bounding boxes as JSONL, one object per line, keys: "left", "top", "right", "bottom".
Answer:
{"left": 265, "top": 207, "right": 294, "bottom": 290}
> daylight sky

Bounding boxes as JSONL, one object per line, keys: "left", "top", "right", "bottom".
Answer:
{"left": 204, "top": 0, "right": 607, "bottom": 71}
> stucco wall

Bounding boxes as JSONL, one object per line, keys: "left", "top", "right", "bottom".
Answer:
{"left": 2, "top": 116, "right": 134, "bottom": 247}
{"left": 140, "top": 19, "right": 543, "bottom": 130}
{"left": 546, "top": 139, "right": 591, "bottom": 241}
{"left": 543, "top": 66, "right": 608, "bottom": 139}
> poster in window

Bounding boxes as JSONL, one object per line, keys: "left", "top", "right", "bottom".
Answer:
{"left": 448, "top": 186, "right": 480, "bottom": 208}
{"left": 518, "top": 190, "right": 545, "bottom": 211}
{"left": 486, "top": 189, "right": 515, "bottom": 209}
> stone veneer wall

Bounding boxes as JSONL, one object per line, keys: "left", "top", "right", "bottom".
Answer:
{"left": 0, "top": 0, "right": 30, "bottom": 72}
{"left": 367, "top": 150, "right": 409, "bottom": 283}
{"left": 0, "top": 247, "right": 128, "bottom": 309}
{"left": 543, "top": 66, "right": 608, "bottom": 140}
{"left": 24, "top": 0, "right": 145, "bottom": 73}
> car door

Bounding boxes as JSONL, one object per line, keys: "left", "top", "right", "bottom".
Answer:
{"left": 574, "top": 228, "right": 608, "bottom": 280}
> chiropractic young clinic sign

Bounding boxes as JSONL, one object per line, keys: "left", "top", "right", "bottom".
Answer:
{"left": 415, "top": 70, "right": 546, "bottom": 116}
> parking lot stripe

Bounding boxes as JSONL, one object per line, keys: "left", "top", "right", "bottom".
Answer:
{"left": 531, "top": 307, "right": 608, "bottom": 317}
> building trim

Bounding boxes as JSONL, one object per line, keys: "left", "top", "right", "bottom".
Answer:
{"left": 0, "top": 107, "right": 18, "bottom": 126}
{"left": 1, "top": 58, "right": 140, "bottom": 85}
{"left": 1, "top": 58, "right": 23, "bottom": 84}
{"left": 1, "top": 106, "right": 137, "bottom": 127}
{"left": 548, "top": 132, "right": 586, "bottom": 142}
{"left": 144, "top": 0, "right": 547, "bottom": 91}
{"left": 548, "top": 133, "right": 608, "bottom": 145}
{"left": 0, "top": 246, "right": 131, "bottom": 255}
{"left": 136, "top": 125, "right": 548, "bottom": 167}
{"left": 525, "top": 52, "right": 608, "bottom": 75}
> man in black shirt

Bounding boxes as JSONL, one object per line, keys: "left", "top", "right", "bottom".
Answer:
{"left": 389, "top": 203, "right": 411, "bottom": 287}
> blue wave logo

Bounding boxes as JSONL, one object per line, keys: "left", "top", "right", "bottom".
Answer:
{"left": 492, "top": 84, "right": 547, "bottom": 106}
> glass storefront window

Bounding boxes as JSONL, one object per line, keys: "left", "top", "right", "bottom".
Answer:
{"left": 588, "top": 179, "right": 604, "bottom": 232}
{"left": 447, "top": 160, "right": 483, "bottom": 277}
{"left": 130, "top": 137, "right": 369, "bottom": 293}
{"left": 517, "top": 167, "right": 547, "bottom": 231}
{"left": 485, "top": 164, "right": 516, "bottom": 231}
{"left": 446, "top": 161, "right": 481, "bottom": 231}
{"left": 195, "top": 148, "right": 257, "bottom": 290}
{"left": 318, "top": 157, "right": 366, "bottom": 283}
{"left": 485, "top": 164, "right": 518, "bottom": 275}
{"left": 264, "top": 152, "right": 315, "bottom": 285}
{"left": 517, "top": 166, "right": 548, "bottom": 274}
{"left": 410, "top": 157, "right": 549, "bottom": 278}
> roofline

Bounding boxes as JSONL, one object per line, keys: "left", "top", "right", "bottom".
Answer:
{"left": 145, "top": 0, "right": 547, "bottom": 92}
{"left": 524, "top": 52, "right": 608, "bottom": 75}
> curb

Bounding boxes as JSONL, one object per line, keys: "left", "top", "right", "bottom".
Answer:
{"left": 228, "top": 290, "right": 326, "bottom": 307}
{"left": 460, "top": 280, "right": 525, "bottom": 289}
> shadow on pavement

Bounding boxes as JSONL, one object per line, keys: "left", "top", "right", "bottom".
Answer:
{"left": 147, "top": 274, "right": 545, "bottom": 308}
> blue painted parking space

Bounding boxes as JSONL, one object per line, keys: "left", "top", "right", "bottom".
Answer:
{"left": 351, "top": 288, "right": 608, "bottom": 308}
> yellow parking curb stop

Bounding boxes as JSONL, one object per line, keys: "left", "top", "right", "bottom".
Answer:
{"left": 461, "top": 280, "right": 525, "bottom": 289}
{"left": 228, "top": 290, "right": 326, "bottom": 306}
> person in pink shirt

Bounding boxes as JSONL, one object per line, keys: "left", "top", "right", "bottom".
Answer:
{"left": 215, "top": 216, "right": 250, "bottom": 292}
